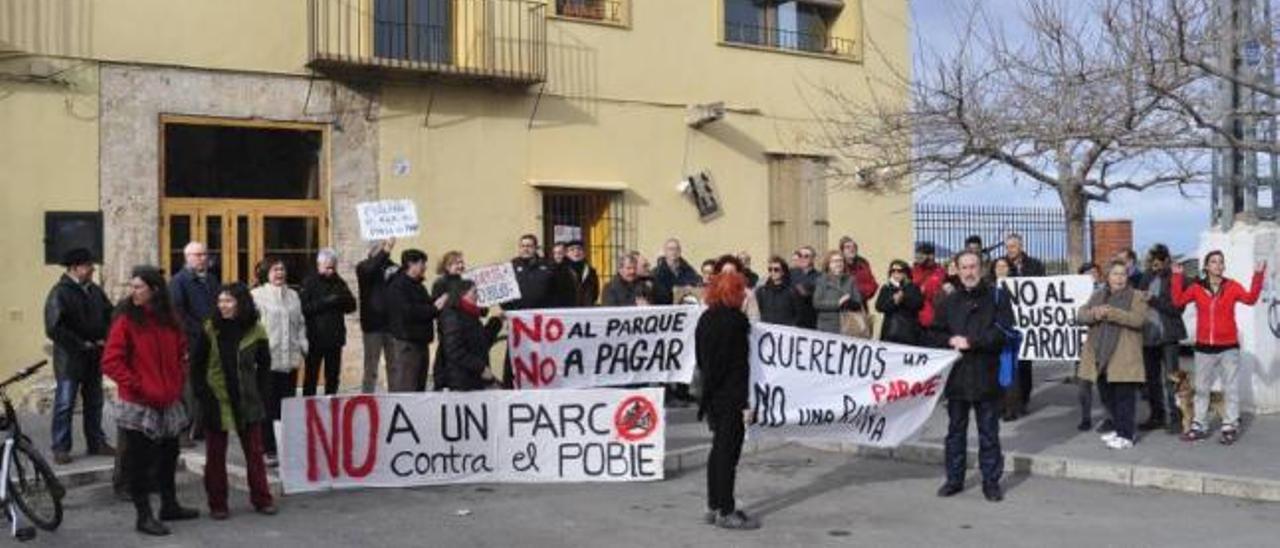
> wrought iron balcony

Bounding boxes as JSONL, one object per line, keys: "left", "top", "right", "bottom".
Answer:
{"left": 308, "top": 0, "right": 547, "bottom": 85}
{"left": 723, "top": 21, "right": 860, "bottom": 60}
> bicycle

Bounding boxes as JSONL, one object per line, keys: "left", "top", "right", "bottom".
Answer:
{"left": 0, "top": 360, "right": 65, "bottom": 541}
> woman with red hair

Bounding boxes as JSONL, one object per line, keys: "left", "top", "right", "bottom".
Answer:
{"left": 695, "top": 259, "right": 759, "bottom": 530}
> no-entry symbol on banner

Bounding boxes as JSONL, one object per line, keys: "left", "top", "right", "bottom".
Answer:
{"left": 614, "top": 395, "right": 659, "bottom": 442}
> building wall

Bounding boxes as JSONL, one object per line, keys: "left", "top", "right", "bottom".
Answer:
{"left": 0, "top": 0, "right": 912, "bottom": 379}
{"left": 0, "top": 58, "right": 100, "bottom": 372}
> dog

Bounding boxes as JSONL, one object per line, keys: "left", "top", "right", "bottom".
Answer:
{"left": 1170, "top": 369, "right": 1226, "bottom": 433}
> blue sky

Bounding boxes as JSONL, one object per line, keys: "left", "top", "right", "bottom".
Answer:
{"left": 908, "top": 0, "right": 1212, "bottom": 255}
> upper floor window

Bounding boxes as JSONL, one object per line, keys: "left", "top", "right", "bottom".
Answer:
{"left": 374, "top": 0, "right": 453, "bottom": 64}
{"left": 724, "top": 0, "right": 854, "bottom": 58}
{"left": 555, "top": 0, "right": 626, "bottom": 25}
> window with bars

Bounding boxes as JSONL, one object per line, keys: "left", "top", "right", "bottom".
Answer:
{"left": 541, "top": 190, "right": 628, "bottom": 287}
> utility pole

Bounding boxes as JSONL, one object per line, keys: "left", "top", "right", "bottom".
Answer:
{"left": 1212, "top": 0, "right": 1278, "bottom": 229}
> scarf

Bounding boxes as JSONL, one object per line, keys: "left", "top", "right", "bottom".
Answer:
{"left": 1089, "top": 287, "right": 1135, "bottom": 372}
{"left": 458, "top": 298, "right": 484, "bottom": 319}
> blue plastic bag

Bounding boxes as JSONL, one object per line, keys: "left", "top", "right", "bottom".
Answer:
{"left": 993, "top": 288, "right": 1022, "bottom": 388}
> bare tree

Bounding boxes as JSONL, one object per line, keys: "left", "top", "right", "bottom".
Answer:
{"left": 809, "top": 0, "right": 1217, "bottom": 269}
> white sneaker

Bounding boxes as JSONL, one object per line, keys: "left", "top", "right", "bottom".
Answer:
{"left": 1106, "top": 437, "right": 1134, "bottom": 450}
{"left": 1100, "top": 432, "right": 1119, "bottom": 443}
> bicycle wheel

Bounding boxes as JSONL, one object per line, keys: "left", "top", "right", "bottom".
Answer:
{"left": 8, "top": 440, "right": 64, "bottom": 531}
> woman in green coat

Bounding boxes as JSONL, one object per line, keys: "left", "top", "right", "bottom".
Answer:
{"left": 192, "top": 282, "right": 277, "bottom": 519}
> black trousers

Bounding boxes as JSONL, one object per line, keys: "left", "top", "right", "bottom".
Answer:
{"left": 303, "top": 347, "right": 343, "bottom": 396}
{"left": 1143, "top": 344, "right": 1179, "bottom": 422}
{"left": 121, "top": 429, "right": 179, "bottom": 507}
{"left": 1098, "top": 374, "right": 1139, "bottom": 441}
{"left": 263, "top": 370, "right": 297, "bottom": 454}
{"left": 1017, "top": 360, "right": 1033, "bottom": 411}
{"left": 706, "top": 407, "right": 746, "bottom": 515}
{"left": 944, "top": 399, "right": 1002, "bottom": 486}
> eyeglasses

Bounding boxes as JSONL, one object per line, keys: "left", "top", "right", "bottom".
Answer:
{"left": 768, "top": 267, "right": 784, "bottom": 273}
{"left": 799, "top": 253, "right": 813, "bottom": 258}
{"left": 890, "top": 268, "right": 906, "bottom": 273}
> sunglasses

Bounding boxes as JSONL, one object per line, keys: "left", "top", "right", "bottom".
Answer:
{"left": 890, "top": 268, "right": 906, "bottom": 273}
{"left": 768, "top": 267, "right": 784, "bottom": 273}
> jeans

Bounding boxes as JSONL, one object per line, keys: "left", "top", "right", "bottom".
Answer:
{"left": 944, "top": 399, "right": 1002, "bottom": 487}
{"left": 303, "top": 347, "right": 343, "bottom": 396}
{"left": 204, "top": 423, "right": 273, "bottom": 512}
{"left": 361, "top": 331, "right": 394, "bottom": 393}
{"left": 51, "top": 369, "right": 109, "bottom": 453}
{"left": 1193, "top": 349, "right": 1241, "bottom": 431}
{"left": 1097, "top": 374, "right": 1139, "bottom": 441}
{"left": 706, "top": 407, "right": 746, "bottom": 515}
{"left": 263, "top": 370, "right": 297, "bottom": 455}
{"left": 1143, "top": 344, "right": 1180, "bottom": 422}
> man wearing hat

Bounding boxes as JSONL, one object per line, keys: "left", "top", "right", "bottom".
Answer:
{"left": 44, "top": 248, "right": 115, "bottom": 464}
{"left": 912, "top": 242, "right": 947, "bottom": 329}
{"left": 563, "top": 240, "right": 600, "bottom": 307}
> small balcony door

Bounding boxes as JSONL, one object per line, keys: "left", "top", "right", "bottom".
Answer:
{"left": 375, "top": 0, "right": 454, "bottom": 64}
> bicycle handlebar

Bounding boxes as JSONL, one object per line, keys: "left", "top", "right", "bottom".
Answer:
{"left": 0, "top": 360, "right": 48, "bottom": 391}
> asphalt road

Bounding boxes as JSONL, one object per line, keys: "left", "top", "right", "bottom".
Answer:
{"left": 26, "top": 443, "right": 1280, "bottom": 547}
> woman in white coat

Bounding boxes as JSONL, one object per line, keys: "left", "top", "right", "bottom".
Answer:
{"left": 250, "top": 257, "right": 307, "bottom": 466}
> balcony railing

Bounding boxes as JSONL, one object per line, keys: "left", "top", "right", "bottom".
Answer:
{"left": 554, "top": 0, "right": 624, "bottom": 25}
{"left": 308, "top": 0, "right": 547, "bottom": 85}
{"left": 724, "top": 22, "right": 860, "bottom": 60}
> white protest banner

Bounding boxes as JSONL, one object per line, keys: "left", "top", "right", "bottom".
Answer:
{"left": 356, "top": 199, "right": 420, "bottom": 241}
{"left": 505, "top": 306, "right": 701, "bottom": 389}
{"left": 997, "top": 275, "right": 1093, "bottom": 361}
{"left": 748, "top": 323, "right": 959, "bottom": 447}
{"left": 463, "top": 263, "right": 522, "bottom": 307}
{"left": 280, "top": 388, "right": 664, "bottom": 494}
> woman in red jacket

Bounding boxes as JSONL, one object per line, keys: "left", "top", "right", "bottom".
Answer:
{"left": 1171, "top": 251, "right": 1266, "bottom": 445}
{"left": 101, "top": 266, "right": 200, "bottom": 536}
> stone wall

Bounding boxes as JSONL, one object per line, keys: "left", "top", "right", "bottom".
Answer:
{"left": 98, "top": 63, "right": 379, "bottom": 292}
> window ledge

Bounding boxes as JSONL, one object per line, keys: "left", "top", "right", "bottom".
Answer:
{"left": 548, "top": 14, "right": 630, "bottom": 29}
{"left": 717, "top": 40, "right": 862, "bottom": 64}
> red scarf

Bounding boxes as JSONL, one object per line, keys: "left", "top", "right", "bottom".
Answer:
{"left": 458, "top": 298, "right": 484, "bottom": 318}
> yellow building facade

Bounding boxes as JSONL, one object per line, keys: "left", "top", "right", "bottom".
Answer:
{"left": 0, "top": 0, "right": 911, "bottom": 378}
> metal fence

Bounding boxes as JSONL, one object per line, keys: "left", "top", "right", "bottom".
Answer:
{"left": 914, "top": 203, "right": 1091, "bottom": 275}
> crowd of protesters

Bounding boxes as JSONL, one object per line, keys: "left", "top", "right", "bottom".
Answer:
{"left": 42, "top": 226, "right": 1267, "bottom": 534}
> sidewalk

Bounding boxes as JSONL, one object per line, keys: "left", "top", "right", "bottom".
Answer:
{"left": 835, "top": 362, "right": 1280, "bottom": 502}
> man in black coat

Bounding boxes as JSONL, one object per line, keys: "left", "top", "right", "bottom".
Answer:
{"left": 355, "top": 239, "right": 398, "bottom": 393}
{"left": 300, "top": 249, "right": 358, "bottom": 395}
{"left": 564, "top": 240, "right": 600, "bottom": 306}
{"left": 1003, "top": 232, "right": 1044, "bottom": 417}
{"left": 508, "top": 234, "right": 556, "bottom": 311}
{"left": 1136, "top": 244, "right": 1187, "bottom": 434}
{"left": 44, "top": 248, "right": 115, "bottom": 464}
{"left": 653, "top": 238, "right": 702, "bottom": 304}
{"left": 929, "top": 251, "right": 1015, "bottom": 502}
{"left": 789, "top": 246, "right": 821, "bottom": 329}
{"left": 385, "top": 250, "right": 447, "bottom": 392}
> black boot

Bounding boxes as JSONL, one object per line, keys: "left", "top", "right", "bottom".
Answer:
{"left": 134, "top": 497, "right": 171, "bottom": 536}
{"left": 159, "top": 495, "right": 200, "bottom": 521}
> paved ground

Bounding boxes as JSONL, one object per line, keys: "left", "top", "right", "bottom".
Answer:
{"left": 23, "top": 444, "right": 1280, "bottom": 547}
{"left": 911, "top": 361, "right": 1280, "bottom": 482}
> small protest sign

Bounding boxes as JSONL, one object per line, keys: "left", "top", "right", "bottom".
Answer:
{"left": 462, "top": 263, "right": 523, "bottom": 307}
{"left": 996, "top": 275, "right": 1093, "bottom": 361}
{"left": 504, "top": 306, "right": 701, "bottom": 389}
{"left": 357, "top": 200, "right": 420, "bottom": 241}
{"left": 280, "top": 388, "right": 665, "bottom": 493}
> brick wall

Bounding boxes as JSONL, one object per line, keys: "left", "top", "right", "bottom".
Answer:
{"left": 1091, "top": 220, "right": 1133, "bottom": 267}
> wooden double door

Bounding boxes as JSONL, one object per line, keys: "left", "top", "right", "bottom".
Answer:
{"left": 161, "top": 200, "right": 327, "bottom": 286}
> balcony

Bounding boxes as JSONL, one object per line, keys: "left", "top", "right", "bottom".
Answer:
{"left": 553, "top": 0, "right": 626, "bottom": 26}
{"left": 723, "top": 22, "right": 860, "bottom": 60}
{"left": 308, "top": 0, "right": 547, "bottom": 85}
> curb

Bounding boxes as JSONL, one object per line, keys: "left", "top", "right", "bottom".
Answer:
{"left": 57, "top": 440, "right": 1280, "bottom": 503}
{"left": 828, "top": 440, "right": 1280, "bottom": 503}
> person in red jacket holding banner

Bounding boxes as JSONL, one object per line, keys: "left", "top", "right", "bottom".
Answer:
{"left": 102, "top": 266, "right": 200, "bottom": 536}
{"left": 1171, "top": 251, "right": 1266, "bottom": 445}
